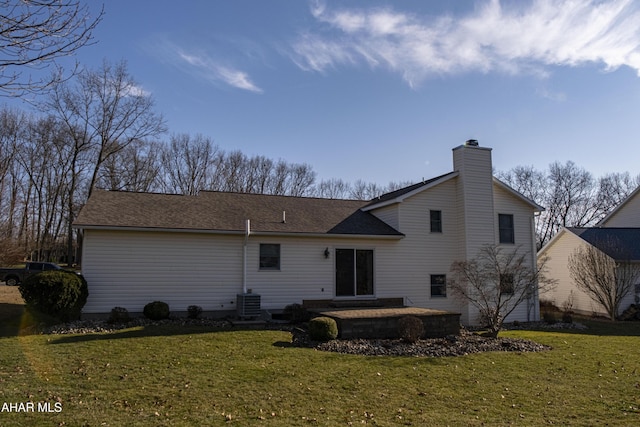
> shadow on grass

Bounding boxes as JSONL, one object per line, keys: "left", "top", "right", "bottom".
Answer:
{"left": 0, "top": 304, "right": 63, "bottom": 338}
{"left": 48, "top": 323, "right": 247, "bottom": 344}
{"left": 519, "top": 317, "right": 640, "bottom": 337}
{"left": 0, "top": 303, "right": 24, "bottom": 337}
{"left": 272, "top": 340, "right": 296, "bottom": 348}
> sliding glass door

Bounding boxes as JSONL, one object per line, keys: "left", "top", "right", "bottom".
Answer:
{"left": 335, "top": 249, "right": 374, "bottom": 297}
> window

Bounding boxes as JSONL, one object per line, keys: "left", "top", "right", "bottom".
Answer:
{"left": 259, "top": 244, "right": 280, "bottom": 270}
{"left": 430, "top": 274, "right": 446, "bottom": 297}
{"left": 500, "top": 273, "right": 514, "bottom": 295}
{"left": 430, "top": 210, "right": 442, "bottom": 233}
{"left": 335, "top": 249, "right": 374, "bottom": 297}
{"left": 498, "top": 214, "right": 515, "bottom": 244}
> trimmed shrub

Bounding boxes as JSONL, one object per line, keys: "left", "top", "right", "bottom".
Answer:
{"left": 283, "top": 303, "right": 310, "bottom": 324}
{"left": 19, "top": 271, "right": 88, "bottom": 322}
{"left": 108, "top": 307, "right": 130, "bottom": 324}
{"left": 143, "top": 301, "right": 170, "bottom": 320}
{"left": 542, "top": 311, "right": 557, "bottom": 324}
{"left": 562, "top": 312, "right": 573, "bottom": 324}
{"left": 540, "top": 299, "right": 560, "bottom": 312}
{"left": 187, "top": 305, "right": 203, "bottom": 319}
{"left": 620, "top": 304, "right": 640, "bottom": 321}
{"left": 308, "top": 316, "right": 338, "bottom": 341}
{"left": 397, "top": 315, "right": 424, "bottom": 343}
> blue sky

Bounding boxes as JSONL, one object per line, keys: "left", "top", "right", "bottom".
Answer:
{"left": 23, "top": 0, "right": 640, "bottom": 185}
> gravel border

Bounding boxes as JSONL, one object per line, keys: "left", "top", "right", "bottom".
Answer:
{"left": 292, "top": 327, "right": 553, "bottom": 357}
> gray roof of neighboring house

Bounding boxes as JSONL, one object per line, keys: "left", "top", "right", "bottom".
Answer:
{"left": 569, "top": 227, "right": 640, "bottom": 261}
{"left": 74, "top": 189, "right": 404, "bottom": 237}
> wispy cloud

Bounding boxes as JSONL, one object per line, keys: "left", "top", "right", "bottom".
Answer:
{"left": 123, "top": 83, "right": 150, "bottom": 97}
{"left": 147, "top": 37, "right": 263, "bottom": 93}
{"left": 537, "top": 87, "right": 567, "bottom": 102}
{"left": 178, "top": 50, "right": 263, "bottom": 93}
{"left": 291, "top": 0, "right": 640, "bottom": 87}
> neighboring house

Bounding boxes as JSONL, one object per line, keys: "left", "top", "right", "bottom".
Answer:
{"left": 73, "top": 141, "right": 543, "bottom": 325}
{"left": 539, "top": 188, "right": 640, "bottom": 317}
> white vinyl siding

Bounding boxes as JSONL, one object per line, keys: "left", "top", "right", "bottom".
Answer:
{"left": 370, "top": 204, "right": 399, "bottom": 230}
{"left": 493, "top": 184, "right": 539, "bottom": 322}
{"left": 81, "top": 230, "right": 397, "bottom": 314}
{"left": 601, "top": 191, "right": 640, "bottom": 227}
{"left": 453, "top": 146, "right": 496, "bottom": 261}
{"left": 369, "top": 178, "right": 463, "bottom": 314}
{"left": 81, "top": 230, "right": 243, "bottom": 313}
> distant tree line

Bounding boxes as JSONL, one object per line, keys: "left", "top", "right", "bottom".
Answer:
{"left": 0, "top": 60, "right": 638, "bottom": 265}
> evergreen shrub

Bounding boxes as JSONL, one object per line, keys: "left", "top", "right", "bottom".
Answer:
{"left": 308, "top": 316, "right": 338, "bottom": 341}
{"left": 143, "top": 301, "right": 170, "bottom": 320}
{"left": 19, "top": 271, "right": 88, "bottom": 322}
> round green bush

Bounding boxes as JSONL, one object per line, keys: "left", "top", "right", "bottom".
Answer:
{"left": 308, "top": 316, "right": 338, "bottom": 341}
{"left": 108, "top": 307, "right": 131, "bottom": 324}
{"left": 397, "top": 315, "right": 424, "bottom": 343}
{"left": 283, "top": 303, "right": 310, "bottom": 324}
{"left": 19, "top": 271, "right": 88, "bottom": 322}
{"left": 187, "top": 305, "right": 202, "bottom": 319}
{"left": 143, "top": 301, "right": 170, "bottom": 320}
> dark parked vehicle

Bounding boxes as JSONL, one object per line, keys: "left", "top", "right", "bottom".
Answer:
{"left": 0, "top": 262, "right": 64, "bottom": 286}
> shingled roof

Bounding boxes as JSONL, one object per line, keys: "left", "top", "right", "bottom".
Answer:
{"left": 569, "top": 227, "right": 640, "bottom": 261}
{"left": 74, "top": 190, "right": 403, "bottom": 237}
{"left": 364, "top": 172, "right": 457, "bottom": 208}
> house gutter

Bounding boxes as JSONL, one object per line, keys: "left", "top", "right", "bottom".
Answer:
{"left": 73, "top": 225, "right": 404, "bottom": 240}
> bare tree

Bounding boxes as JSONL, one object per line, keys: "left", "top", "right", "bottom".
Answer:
{"left": 46, "top": 60, "right": 166, "bottom": 262}
{"left": 547, "top": 161, "right": 601, "bottom": 229}
{"left": 0, "top": 237, "right": 24, "bottom": 265}
{"left": 449, "top": 245, "right": 555, "bottom": 337}
{"left": 497, "top": 165, "right": 546, "bottom": 207}
{"left": 0, "top": 107, "right": 25, "bottom": 238}
{"left": 596, "top": 172, "right": 640, "bottom": 215}
{"left": 316, "top": 178, "right": 352, "bottom": 199}
{"left": 0, "top": 0, "right": 103, "bottom": 96}
{"left": 161, "top": 133, "right": 216, "bottom": 195}
{"left": 99, "top": 139, "right": 162, "bottom": 193}
{"left": 350, "top": 179, "right": 381, "bottom": 200}
{"left": 287, "top": 163, "right": 316, "bottom": 197}
{"left": 568, "top": 239, "right": 640, "bottom": 320}
{"left": 14, "top": 116, "right": 71, "bottom": 260}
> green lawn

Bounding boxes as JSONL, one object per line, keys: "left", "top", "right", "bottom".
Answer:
{"left": 1, "top": 320, "right": 639, "bottom": 426}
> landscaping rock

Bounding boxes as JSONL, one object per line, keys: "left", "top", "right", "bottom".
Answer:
{"left": 293, "top": 328, "right": 551, "bottom": 357}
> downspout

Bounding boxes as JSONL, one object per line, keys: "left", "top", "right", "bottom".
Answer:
{"left": 529, "top": 213, "right": 540, "bottom": 322}
{"left": 243, "top": 219, "right": 251, "bottom": 294}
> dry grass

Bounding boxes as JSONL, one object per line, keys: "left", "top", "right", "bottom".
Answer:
{"left": 1, "top": 287, "right": 640, "bottom": 426}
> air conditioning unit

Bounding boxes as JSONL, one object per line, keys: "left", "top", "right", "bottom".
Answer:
{"left": 237, "top": 293, "right": 261, "bottom": 319}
